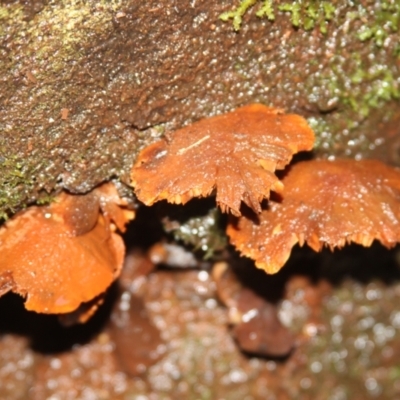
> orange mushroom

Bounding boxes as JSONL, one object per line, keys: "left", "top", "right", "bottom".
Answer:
{"left": 131, "top": 104, "right": 315, "bottom": 216}
{"left": 95, "top": 182, "right": 135, "bottom": 233}
{"left": 227, "top": 159, "right": 400, "bottom": 274}
{"left": 0, "top": 183, "right": 134, "bottom": 314}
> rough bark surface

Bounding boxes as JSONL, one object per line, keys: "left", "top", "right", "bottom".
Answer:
{"left": 1, "top": 0, "right": 399, "bottom": 218}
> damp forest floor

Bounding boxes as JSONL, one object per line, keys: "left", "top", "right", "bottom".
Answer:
{"left": 1, "top": 214, "right": 400, "bottom": 399}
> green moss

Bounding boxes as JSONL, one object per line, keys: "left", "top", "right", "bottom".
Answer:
{"left": 351, "top": 0, "right": 400, "bottom": 48}
{"left": 319, "top": 54, "right": 400, "bottom": 120}
{"left": 220, "top": 0, "right": 335, "bottom": 33}
{"left": 220, "top": 0, "right": 400, "bottom": 42}
{"left": 347, "top": 68, "right": 399, "bottom": 117}
{"left": 256, "top": 0, "right": 275, "bottom": 20}
{"left": 163, "top": 206, "right": 227, "bottom": 259}
{"left": 220, "top": 0, "right": 274, "bottom": 31}
{"left": 300, "top": 24, "right": 399, "bottom": 157}
{"left": 36, "top": 194, "right": 56, "bottom": 206}
{"left": 0, "top": 154, "right": 34, "bottom": 220}
{"left": 278, "top": 1, "right": 335, "bottom": 33}
{"left": 0, "top": 147, "right": 57, "bottom": 220}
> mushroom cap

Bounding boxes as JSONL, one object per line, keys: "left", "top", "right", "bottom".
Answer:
{"left": 131, "top": 104, "right": 315, "bottom": 216}
{"left": 0, "top": 185, "right": 133, "bottom": 314}
{"left": 227, "top": 159, "right": 400, "bottom": 274}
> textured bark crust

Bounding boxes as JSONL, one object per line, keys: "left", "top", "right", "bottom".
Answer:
{"left": 1, "top": 0, "right": 399, "bottom": 217}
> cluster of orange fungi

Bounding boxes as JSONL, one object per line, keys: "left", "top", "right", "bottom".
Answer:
{"left": 2, "top": 103, "right": 400, "bottom": 316}
{"left": 133, "top": 103, "right": 400, "bottom": 274}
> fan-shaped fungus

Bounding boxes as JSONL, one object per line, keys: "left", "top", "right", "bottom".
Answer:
{"left": 131, "top": 104, "right": 315, "bottom": 216}
{"left": 0, "top": 184, "right": 134, "bottom": 314}
{"left": 227, "top": 159, "right": 400, "bottom": 274}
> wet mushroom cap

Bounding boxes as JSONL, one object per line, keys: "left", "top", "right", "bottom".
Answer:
{"left": 227, "top": 159, "right": 400, "bottom": 274}
{"left": 131, "top": 104, "right": 315, "bottom": 216}
{"left": 0, "top": 184, "right": 134, "bottom": 314}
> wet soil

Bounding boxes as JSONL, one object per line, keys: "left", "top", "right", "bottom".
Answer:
{"left": 1, "top": 241, "right": 400, "bottom": 399}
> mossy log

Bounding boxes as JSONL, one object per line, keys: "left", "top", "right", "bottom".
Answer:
{"left": 1, "top": 0, "right": 399, "bottom": 218}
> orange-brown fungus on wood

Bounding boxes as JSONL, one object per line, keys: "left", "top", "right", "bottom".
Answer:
{"left": 131, "top": 104, "right": 315, "bottom": 216}
{"left": 227, "top": 159, "right": 400, "bottom": 274}
{"left": 95, "top": 182, "right": 135, "bottom": 233}
{"left": 0, "top": 183, "right": 134, "bottom": 314}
